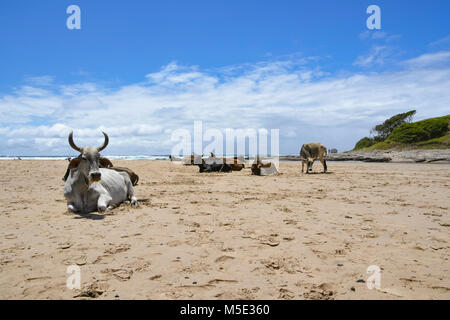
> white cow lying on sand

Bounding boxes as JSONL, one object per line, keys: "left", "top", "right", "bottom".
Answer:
{"left": 63, "top": 131, "right": 138, "bottom": 213}
{"left": 251, "top": 157, "right": 279, "bottom": 176}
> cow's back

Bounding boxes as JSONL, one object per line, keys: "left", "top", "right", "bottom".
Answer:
{"left": 300, "top": 142, "right": 325, "bottom": 159}
{"left": 97, "top": 168, "right": 129, "bottom": 204}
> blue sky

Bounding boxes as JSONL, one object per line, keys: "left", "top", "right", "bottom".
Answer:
{"left": 1, "top": 0, "right": 450, "bottom": 156}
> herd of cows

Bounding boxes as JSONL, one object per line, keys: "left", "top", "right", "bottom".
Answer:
{"left": 63, "top": 132, "right": 328, "bottom": 214}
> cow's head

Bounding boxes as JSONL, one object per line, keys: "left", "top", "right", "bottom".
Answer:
{"left": 306, "top": 157, "right": 314, "bottom": 171}
{"left": 68, "top": 131, "right": 109, "bottom": 184}
{"left": 197, "top": 159, "right": 208, "bottom": 172}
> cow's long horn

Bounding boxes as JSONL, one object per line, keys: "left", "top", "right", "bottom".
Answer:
{"left": 97, "top": 131, "right": 109, "bottom": 152}
{"left": 68, "top": 131, "right": 82, "bottom": 152}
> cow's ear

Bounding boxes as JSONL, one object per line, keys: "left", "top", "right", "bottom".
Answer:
{"left": 68, "top": 158, "right": 81, "bottom": 170}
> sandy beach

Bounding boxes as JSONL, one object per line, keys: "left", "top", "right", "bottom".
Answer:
{"left": 0, "top": 160, "right": 449, "bottom": 300}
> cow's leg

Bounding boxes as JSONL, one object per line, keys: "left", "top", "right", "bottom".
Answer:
{"left": 122, "top": 175, "right": 139, "bottom": 206}
{"left": 97, "top": 194, "right": 112, "bottom": 212}
{"left": 305, "top": 160, "right": 312, "bottom": 173}
{"left": 67, "top": 202, "right": 78, "bottom": 212}
{"left": 65, "top": 192, "right": 82, "bottom": 212}
{"left": 320, "top": 156, "right": 327, "bottom": 173}
{"left": 302, "top": 160, "right": 309, "bottom": 173}
{"left": 309, "top": 159, "right": 315, "bottom": 172}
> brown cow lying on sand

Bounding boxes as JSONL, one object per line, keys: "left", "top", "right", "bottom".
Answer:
{"left": 251, "top": 157, "right": 278, "bottom": 176}
{"left": 230, "top": 163, "right": 245, "bottom": 171}
{"left": 300, "top": 142, "right": 327, "bottom": 173}
{"left": 63, "top": 157, "right": 139, "bottom": 186}
{"left": 208, "top": 153, "right": 245, "bottom": 171}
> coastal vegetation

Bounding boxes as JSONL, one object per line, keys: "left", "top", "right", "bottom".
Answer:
{"left": 354, "top": 111, "right": 450, "bottom": 150}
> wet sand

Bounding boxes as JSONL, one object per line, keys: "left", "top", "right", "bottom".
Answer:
{"left": 0, "top": 160, "right": 449, "bottom": 299}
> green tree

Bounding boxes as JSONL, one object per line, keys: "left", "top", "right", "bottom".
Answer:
{"left": 354, "top": 137, "right": 376, "bottom": 150}
{"left": 371, "top": 110, "right": 416, "bottom": 141}
{"left": 389, "top": 117, "right": 448, "bottom": 143}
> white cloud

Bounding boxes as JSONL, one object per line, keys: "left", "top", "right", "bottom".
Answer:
{"left": 359, "top": 31, "right": 386, "bottom": 40}
{"left": 1, "top": 51, "right": 450, "bottom": 155}
{"left": 403, "top": 51, "right": 450, "bottom": 68}
{"left": 353, "top": 46, "right": 392, "bottom": 67}
{"left": 25, "top": 75, "right": 54, "bottom": 86}
{"left": 355, "top": 30, "right": 403, "bottom": 68}
{"left": 16, "top": 86, "right": 51, "bottom": 97}
{"left": 359, "top": 31, "right": 401, "bottom": 42}
{"left": 429, "top": 35, "right": 450, "bottom": 47}
{"left": 60, "top": 83, "right": 99, "bottom": 96}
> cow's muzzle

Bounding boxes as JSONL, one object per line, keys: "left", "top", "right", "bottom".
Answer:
{"left": 90, "top": 172, "right": 101, "bottom": 182}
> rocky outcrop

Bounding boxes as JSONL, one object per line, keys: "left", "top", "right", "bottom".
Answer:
{"left": 280, "top": 149, "right": 450, "bottom": 163}
{"left": 326, "top": 153, "right": 391, "bottom": 162}
{"left": 329, "top": 149, "right": 450, "bottom": 163}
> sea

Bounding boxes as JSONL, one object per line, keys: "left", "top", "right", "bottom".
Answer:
{"left": 0, "top": 155, "right": 171, "bottom": 160}
{"left": 0, "top": 154, "right": 285, "bottom": 161}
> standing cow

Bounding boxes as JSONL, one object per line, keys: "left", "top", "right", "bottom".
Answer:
{"left": 64, "top": 131, "right": 138, "bottom": 213}
{"left": 300, "top": 142, "right": 327, "bottom": 173}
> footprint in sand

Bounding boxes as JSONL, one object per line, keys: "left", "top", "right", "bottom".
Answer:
{"left": 104, "top": 243, "right": 131, "bottom": 255}
{"left": 101, "top": 268, "right": 133, "bottom": 281}
{"left": 278, "top": 288, "right": 295, "bottom": 299}
{"left": 61, "top": 254, "right": 87, "bottom": 266}
{"left": 215, "top": 255, "right": 235, "bottom": 263}
{"left": 93, "top": 243, "right": 131, "bottom": 264}
{"left": 74, "top": 281, "right": 108, "bottom": 298}
{"left": 57, "top": 242, "right": 72, "bottom": 249}
{"left": 301, "top": 283, "right": 335, "bottom": 300}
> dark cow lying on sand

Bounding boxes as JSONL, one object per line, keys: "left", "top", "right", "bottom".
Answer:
{"left": 198, "top": 161, "right": 233, "bottom": 173}
{"left": 300, "top": 142, "right": 327, "bottom": 173}
{"left": 63, "top": 156, "right": 139, "bottom": 186}
{"left": 207, "top": 153, "right": 245, "bottom": 171}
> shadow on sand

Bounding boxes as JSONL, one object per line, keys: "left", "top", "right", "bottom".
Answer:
{"left": 69, "top": 198, "right": 149, "bottom": 220}
{"left": 71, "top": 211, "right": 112, "bottom": 220}
{"left": 304, "top": 171, "right": 334, "bottom": 174}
